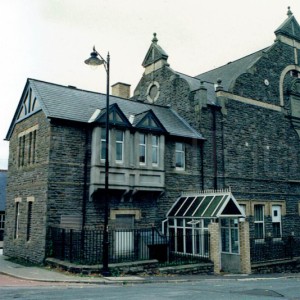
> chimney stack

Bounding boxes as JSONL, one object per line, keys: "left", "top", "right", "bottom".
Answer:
{"left": 111, "top": 82, "right": 131, "bottom": 99}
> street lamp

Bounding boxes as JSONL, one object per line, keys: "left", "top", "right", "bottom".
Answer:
{"left": 85, "top": 46, "right": 110, "bottom": 276}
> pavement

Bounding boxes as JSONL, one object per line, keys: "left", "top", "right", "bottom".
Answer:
{"left": 1, "top": 254, "right": 300, "bottom": 285}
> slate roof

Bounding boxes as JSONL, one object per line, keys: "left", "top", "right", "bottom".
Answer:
{"left": 175, "top": 71, "right": 216, "bottom": 104}
{"left": 195, "top": 49, "right": 267, "bottom": 93}
{"left": 6, "top": 79, "right": 203, "bottom": 141}
{"left": 166, "top": 190, "right": 245, "bottom": 219}
{"left": 0, "top": 170, "right": 7, "bottom": 211}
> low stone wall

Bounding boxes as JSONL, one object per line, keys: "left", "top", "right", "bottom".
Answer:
{"left": 251, "top": 258, "right": 300, "bottom": 274}
{"left": 159, "top": 263, "right": 214, "bottom": 275}
{"left": 45, "top": 258, "right": 213, "bottom": 276}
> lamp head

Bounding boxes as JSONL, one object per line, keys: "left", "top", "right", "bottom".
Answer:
{"left": 84, "top": 48, "right": 104, "bottom": 66}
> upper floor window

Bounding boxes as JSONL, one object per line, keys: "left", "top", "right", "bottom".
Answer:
{"left": 175, "top": 142, "right": 185, "bottom": 170}
{"left": 151, "top": 135, "right": 159, "bottom": 166}
{"left": 139, "top": 134, "right": 147, "bottom": 165}
{"left": 18, "top": 127, "right": 37, "bottom": 168}
{"left": 254, "top": 205, "right": 264, "bottom": 239}
{"left": 115, "top": 130, "right": 124, "bottom": 163}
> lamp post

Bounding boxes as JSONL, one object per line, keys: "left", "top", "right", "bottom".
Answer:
{"left": 85, "top": 47, "right": 110, "bottom": 276}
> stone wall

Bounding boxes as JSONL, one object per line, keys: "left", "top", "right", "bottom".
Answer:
{"left": 4, "top": 111, "right": 50, "bottom": 263}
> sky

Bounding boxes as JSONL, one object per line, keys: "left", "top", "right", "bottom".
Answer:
{"left": 1, "top": 0, "right": 300, "bottom": 169}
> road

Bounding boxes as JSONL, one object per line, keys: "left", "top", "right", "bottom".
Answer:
{"left": 1, "top": 274, "right": 300, "bottom": 299}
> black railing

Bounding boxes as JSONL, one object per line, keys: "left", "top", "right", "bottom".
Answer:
{"left": 47, "top": 227, "right": 211, "bottom": 265}
{"left": 250, "top": 235, "right": 300, "bottom": 263}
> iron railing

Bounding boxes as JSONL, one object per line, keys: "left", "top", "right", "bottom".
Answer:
{"left": 250, "top": 235, "right": 300, "bottom": 263}
{"left": 47, "top": 227, "right": 211, "bottom": 265}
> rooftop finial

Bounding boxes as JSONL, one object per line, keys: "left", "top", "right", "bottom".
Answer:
{"left": 287, "top": 6, "right": 292, "bottom": 17}
{"left": 152, "top": 33, "right": 158, "bottom": 44}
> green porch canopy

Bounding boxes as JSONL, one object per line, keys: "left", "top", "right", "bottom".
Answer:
{"left": 167, "top": 190, "right": 245, "bottom": 219}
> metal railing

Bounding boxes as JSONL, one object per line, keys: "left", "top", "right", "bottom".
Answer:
{"left": 250, "top": 235, "right": 300, "bottom": 263}
{"left": 47, "top": 227, "right": 211, "bottom": 265}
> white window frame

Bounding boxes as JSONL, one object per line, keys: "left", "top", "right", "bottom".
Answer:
{"left": 254, "top": 205, "right": 265, "bottom": 240}
{"left": 175, "top": 142, "right": 185, "bottom": 170}
{"left": 115, "top": 130, "right": 124, "bottom": 164}
{"left": 272, "top": 205, "right": 282, "bottom": 239}
{"left": 139, "top": 133, "right": 147, "bottom": 165}
{"left": 151, "top": 135, "right": 159, "bottom": 166}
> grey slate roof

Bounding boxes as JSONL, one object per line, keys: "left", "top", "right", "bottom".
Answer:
{"left": 195, "top": 49, "right": 267, "bottom": 93}
{"left": 175, "top": 71, "right": 216, "bottom": 104}
{"left": 0, "top": 170, "right": 7, "bottom": 211}
{"left": 7, "top": 79, "right": 203, "bottom": 141}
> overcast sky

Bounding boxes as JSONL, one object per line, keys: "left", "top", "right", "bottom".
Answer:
{"left": 1, "top": 0, "right": 300, "bottom": 169}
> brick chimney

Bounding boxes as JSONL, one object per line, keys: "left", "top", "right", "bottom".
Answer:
{"left": 111, "top": 82, "right": 131, "bottom": 99}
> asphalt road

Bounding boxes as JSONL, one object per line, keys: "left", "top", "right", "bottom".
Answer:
{"left": 1, "top": 274, "right": 300, "bottom": 299}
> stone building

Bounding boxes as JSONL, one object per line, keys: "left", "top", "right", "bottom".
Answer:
{"left": 4, "top": 8, "right": 300, "bottom": 273}
{"left": 0, "top": 169, "right": 7, "bottom": 248}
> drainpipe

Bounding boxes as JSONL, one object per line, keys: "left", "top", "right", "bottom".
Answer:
{"left": 81, "top": 127, "right": 89, "bottom": 253}
{"left": 211, "top": 107, "right": 218, "bottom": 190}
{"left": 200, "top": 141, "right": 205, "bottom": 190}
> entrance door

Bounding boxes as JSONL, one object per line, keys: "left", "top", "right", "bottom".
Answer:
{"left": 220, "top": 218, "right": 240, "bottom": 272}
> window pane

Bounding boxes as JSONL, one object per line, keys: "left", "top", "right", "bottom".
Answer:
{"left": 175, "top": 143, "right": 185, "bottom": 169}
{"left": 221, "top": 228, "right": 230, "bottom": 252}
{"left": 115, "top": 130, "right": 124, "bottom": 162}
{"left": 254, "top": 205, "right": 263, "bottom": 221}
{"left": 139, "top": 134, "right": 146, "bottom": 164}
{"left": 116, "top": 130, "right": 123, "bottom": 141}
{"left": 152, "top": 136, "right": 159, "bottom": 165}
{"left": 231, "top": 228, "right": 239, "bottom": 253}
{"left": 272, "top": 222, "right": 281, "bottom": 238}
{"left": 255, "top": 223, "right": 264, "bottom": 239}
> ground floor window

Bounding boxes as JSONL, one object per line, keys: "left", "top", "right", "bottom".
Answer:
{"left": 254, "top": 205, "right": 264, "bottom": 239}
{"left": 272, "top": 205, "right": 282, "bottom": 238}
{"left": 220, "top": 218, "right": 239, "bottom": 254}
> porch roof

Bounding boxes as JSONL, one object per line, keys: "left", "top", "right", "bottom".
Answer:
{"left": 166, "top": 190, "right": 245, "bottom": 219}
